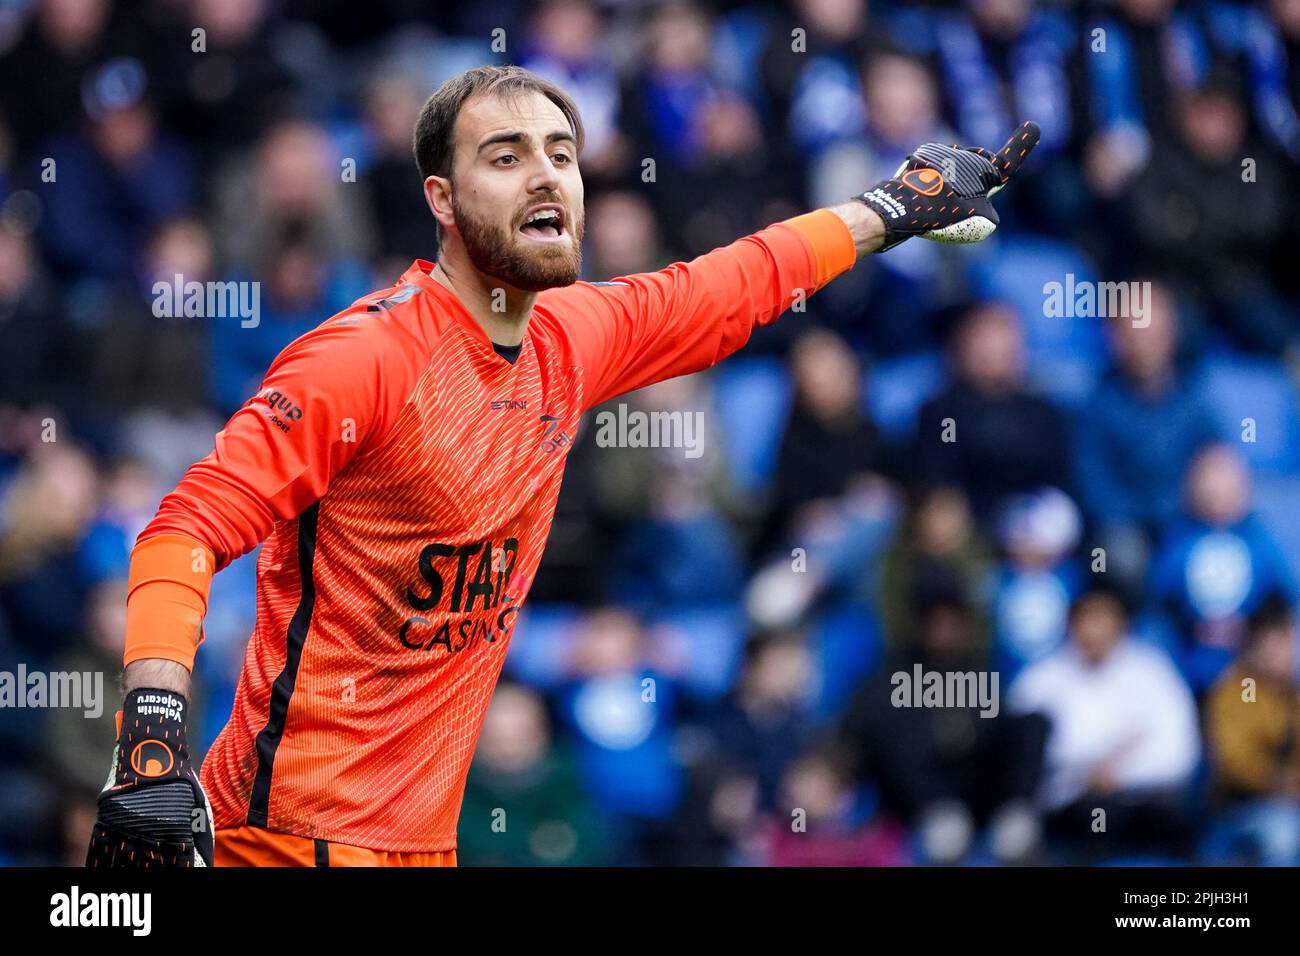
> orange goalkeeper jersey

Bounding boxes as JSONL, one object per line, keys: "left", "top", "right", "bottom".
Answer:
{"left": 136, "top": 211, "right": 856, "bottom": 852}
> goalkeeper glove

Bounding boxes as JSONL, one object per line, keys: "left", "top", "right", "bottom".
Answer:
{"left": 86, "top": 688, "right": 214, "bottom": 867}
{"left": 855, "top": 121, "right": 1040, "bottom": 252}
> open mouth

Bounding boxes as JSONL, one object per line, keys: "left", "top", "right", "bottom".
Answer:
{"left": 519, "top": 205, "right": 566, "bottom": 242}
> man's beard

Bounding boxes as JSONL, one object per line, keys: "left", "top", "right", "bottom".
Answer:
{"left": 451, "top": 195, "right": 583, "bottom": 292}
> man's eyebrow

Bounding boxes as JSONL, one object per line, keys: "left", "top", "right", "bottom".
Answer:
{"left": 477, "top": 130, "right": 577, "bottom": 153}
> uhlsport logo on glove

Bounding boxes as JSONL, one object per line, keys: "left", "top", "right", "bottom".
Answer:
{"left": 130, "top": 740, "right": 175, "bottom": 778}
{"left": 854, "top": 121, "right": 1040, "bottom": 251}
{"left": 87, "top": 688, "right": 214, "bottom": 867}
{"left": 901, "top": 167, "right": 945, "bottom": 196}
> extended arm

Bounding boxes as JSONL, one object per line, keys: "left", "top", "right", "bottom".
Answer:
{"left": 89, "top": 305, "right": 414, "bottom": 868}
{"left": 827, "top": 199, "right": 887, "bottom": 258}
{"left": 542, "top": 123, "right": 1039, "bottom": 411}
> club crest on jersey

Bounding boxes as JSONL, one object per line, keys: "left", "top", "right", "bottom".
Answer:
{"left": 539, "top": 414, "right": 573, "bottom": 453}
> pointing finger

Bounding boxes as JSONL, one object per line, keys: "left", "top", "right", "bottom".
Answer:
{"left": 989, "top": 121, "right": 1040, "bottom": 183}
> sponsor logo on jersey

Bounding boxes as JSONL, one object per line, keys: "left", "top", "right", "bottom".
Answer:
{"left": 248, "top": 387, "right": 304, "bottom": 433}
{"left": 397, "top": 538, "right": 522, "bottom": 653}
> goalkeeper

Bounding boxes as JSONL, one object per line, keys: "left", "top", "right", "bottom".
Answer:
{"left": 87, "top": 65, "right": 1037, "bottom": 867}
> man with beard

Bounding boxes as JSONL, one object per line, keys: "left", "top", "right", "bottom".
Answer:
{"left": 87, "top": 66, "right": 1037, "bottom": 867}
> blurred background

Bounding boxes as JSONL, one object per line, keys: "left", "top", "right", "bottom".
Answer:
{"left": 2, "top": 0, "right": 1300, "bottom": 866}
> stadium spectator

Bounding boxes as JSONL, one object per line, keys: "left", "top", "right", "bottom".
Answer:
{"left": 878, "top": 484, "right": 994, "bottom": 651}
{"left": 618, "top": 2, "right": 729, "bottom": 251}
{"left": 39, "top": 58, "right": 195, "bottom": 284}
{"left": 86, "top": 216, "right": 213, "bottom": 413}
{"left": 0, "top": 0, "right": 117, "bottom": 150}
{"left": 0, "top": 442, "right": 99, "bottom": 660}
{"left": 600, "top": 374, "right": 743, "bottom": 611}
{"left": 1078, "top": 0, "right": 1195, "bottom": 198}
{"left": 1009, "top": 587, "right": 1201, "bottom": 863}
{"left": 706, "top": 632, "right": 819, "bottom": 814}
{"left": 1149, "top": 443, "right": 1297, "bottom": 691}
{"left": 152, "top": 0, "right": 297, "bottom": 163}
{"left": 989, "top": 488, "right": 1085, "bottom": 681}
{"left": 1073, "top": 283, "right": 1221, "bottom": 591}
{"left": 209, "top": 118, "right": 375, "bottom": 275}
{"left": 583, "top": 189, "right": 674, "bottom": 281}
{"left": 520, "top": 0, "right": 624, "bottom": 181}
{"left": 49, "top": 577, "right": 127, "bottom": 794}
{"left": 761, "top": 328, "right": 888, "bottom": 554}
{"left": 812, "top": 50, "right": 954, "bottom": 352}
{"left": 554, "top": 608, "right": 685, "bottom": 864}
{"left": 916, "top": 301, "right": 1069, "bottom": 521}
{"left": 209, "top": 218, "right": 373, "bottom": 414}
{"left": 459, "top": 682, "right": 609, "bottom": 866}
{"left": 0, "top": 227, "right": 83, "bottom": 411}
{"left": 1124, "top": 68, "right": 1294, "bottom": 354}
{"left": 361, "top": 69, "right": 439, "bottom": 275}
{"left": 753, "top": 747, "right": 910, "bottom": 866}
{"left": 758, "top": 0, "right": 879, "bottom": 159}
{"left": 926, "top": 0, "right": 1084, "bottom": 232}
{"left": 837, "top": 572, "right": 1047, "bottom": 864}
{"left": 1203, "top": 595, "right": 1300, "bottom": 865}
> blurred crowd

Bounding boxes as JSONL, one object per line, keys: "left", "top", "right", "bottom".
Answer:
{"left": 2, "top": 0, "right": 1300, "bottom": 866}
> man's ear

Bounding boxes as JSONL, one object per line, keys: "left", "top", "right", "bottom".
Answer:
{"left": 424, "top": 175, "right": 455, "bottom": 233}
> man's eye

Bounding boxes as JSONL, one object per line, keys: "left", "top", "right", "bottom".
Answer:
{"left": 494, "top": 154, "right": 518, "bottom": 166}
{"left": 552, "top": 153, "right": 572, "bottom": 165}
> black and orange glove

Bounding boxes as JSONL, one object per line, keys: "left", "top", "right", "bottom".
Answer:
{"left": 86, "top": 689, "right": 214, "bottom": 867}
{"left": 855, "top": 121, "right": 1040, "bottom": 252}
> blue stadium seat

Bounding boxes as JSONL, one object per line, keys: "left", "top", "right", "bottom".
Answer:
{"left": 1198, "top": 355, "right": 1300, "bottom": 474}
{"left": 709, "top": 357, "right": 793, "bottom": 496}
{"left": 808, "top": 600, "right": 883, "bottom": 724}
{"left": 714, "top": 9, "right": 769, "bottom": 104}
{"left": 503, "top": 604, "right": 582, "bottom": 690}
{"left": 863, "top": 350, "right": 946, "bottom": 441}
{"left": 1253, "top": 476, "right": 1300, "bottom": 597}
{"left": 967, "top": 235, "right": 1106, "bottom": 408}
{"left": 647, "top": 604, "right": 746, "bottom": 702}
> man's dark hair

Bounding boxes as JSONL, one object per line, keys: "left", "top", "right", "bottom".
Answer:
{"left": 1242, "top": 592, "right": 1296, "bottom": 652}
{"left": 1068, "top": 582, "right": 1133, "bottom": 623}
{"left": 412, "top": 65, "right": 585, "bottom": 240}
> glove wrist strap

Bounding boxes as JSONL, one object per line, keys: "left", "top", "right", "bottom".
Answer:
{"left": 121, "top": 688, "right": 189, "bottom": 729}
{"left": 852, "top": 191, "right": 910, "bottom": 253}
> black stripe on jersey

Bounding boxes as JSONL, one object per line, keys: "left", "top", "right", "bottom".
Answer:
{"left": 246, "top": 501, "right": 320, "bottom": 828}
{"left": 314, "top": 839, "right": 330, "bottom": 867}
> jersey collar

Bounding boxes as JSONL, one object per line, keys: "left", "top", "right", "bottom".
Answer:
{"left": 400, "top": 260, "right": 531, "bottom": 368}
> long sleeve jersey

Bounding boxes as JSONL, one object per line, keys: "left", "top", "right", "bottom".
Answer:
{"left": 131, "top": 210, "right": 856, "bottom": 852}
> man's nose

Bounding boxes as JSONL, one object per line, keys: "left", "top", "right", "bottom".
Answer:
{"left": 527, "top": 153, "right": 562, "bottom": 190}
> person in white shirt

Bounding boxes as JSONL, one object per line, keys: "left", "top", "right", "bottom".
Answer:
{"left": 1008, "top": 586, "right": 1201, "bottom": 861}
